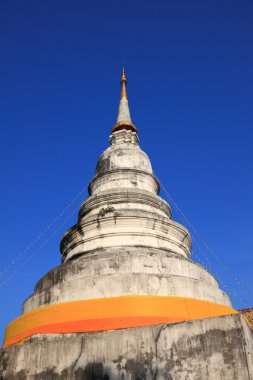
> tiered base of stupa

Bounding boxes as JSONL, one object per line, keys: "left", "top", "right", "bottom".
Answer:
{"left": 1, "top": 313, "right": 253, "bottom": 379}
{"left": 2, "top": 250, "right": 235, "bottom": 348}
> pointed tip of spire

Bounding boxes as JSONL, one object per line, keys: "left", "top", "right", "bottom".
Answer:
{"left": 120, "top": 67, "right": 127, "bottom": 85}
{"left": 111, "top": 68, "right": 138, "bottom": 134}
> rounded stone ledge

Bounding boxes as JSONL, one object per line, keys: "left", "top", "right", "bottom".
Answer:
{"left": 23, "top": 272, "right": 230, "bottom": 314}
{"left": 78, "top": 189, "right": 172, "bottom": 219}
{"left": 64, "top": 238, "right": 189, "bottom": 263}
{"left": 78, "top": 208, "right": 172, "bottom": 230}
{"left": 34, "top": 249, "right": 219, "bottom": 293}
{"left": 60, "top": 213, "right": 192, "bottom": 261}
{"left": 22, "top": 250, "right": 230, "bottom": 313}
{"left": 95, "top": 144, "right": 152, "bottom": 175}
{"left": 37, "top": 276, "right": 228, "bottom": 313}
{"left": 88, "top": 169, "right": 160, "bottom": 196}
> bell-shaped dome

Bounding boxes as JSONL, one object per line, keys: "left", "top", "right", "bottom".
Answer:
{"left": 96, "top": 142, "right": 153, "bottom": 175}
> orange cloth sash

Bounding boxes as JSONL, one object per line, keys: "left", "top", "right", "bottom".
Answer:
{"left": 3, "top": 296, "right": 237, "bottom": 347}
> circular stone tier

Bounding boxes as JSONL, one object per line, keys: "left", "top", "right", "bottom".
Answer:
{"left": 78, "top": 189, "right": 172, "bottom": 220}
{"left": 60, "top": 209, "right": 192, "bottom": 262}
{"left": 22, "top": 249, "right": 231, "bottom": 314}
{"left": 96, "top": 144, "right": 152, "bottom": 175}
{"left": 89, "top": 169, "right": 160, "bottom": 196}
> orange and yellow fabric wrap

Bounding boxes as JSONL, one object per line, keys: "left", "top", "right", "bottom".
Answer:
{"left": 4, "top": 296, "right": 237, "bottom": 347}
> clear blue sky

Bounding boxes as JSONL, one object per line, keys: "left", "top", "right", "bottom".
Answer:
{"left": 0, "top": 0, "right": 252, "bottom": 343}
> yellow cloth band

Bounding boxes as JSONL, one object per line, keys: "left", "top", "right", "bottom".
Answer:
{"left": 4, "top": 296, "right": 237, "bottom": 347}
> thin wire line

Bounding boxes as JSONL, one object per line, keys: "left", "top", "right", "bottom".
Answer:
{"left": 155, "top": 172, "right": 253, "bottom": 303}
{"left": 0, "top": 206, "right": 79, "bottom": 289}
{"left": 0, "top": 187, "right": 86, "bottom": 278}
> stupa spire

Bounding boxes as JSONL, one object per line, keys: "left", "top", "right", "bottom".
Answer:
{"left": 120, "top": 67, "right": 128, "bottom": 100}
{"left": 111, "top": 68, "right": 137, "bottom": 133}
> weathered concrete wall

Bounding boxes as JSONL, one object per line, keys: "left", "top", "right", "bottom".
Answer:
{"left": 1, "top": 314, "right": 252, "bottom": 379}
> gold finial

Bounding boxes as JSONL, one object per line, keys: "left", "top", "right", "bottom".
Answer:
{"left": 120, "top": 67, "right": 127, "bottom": 100}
